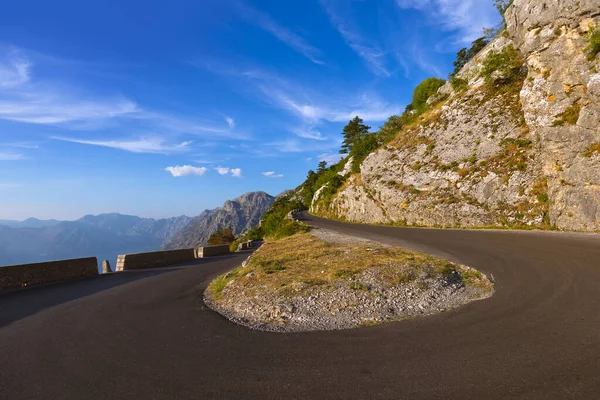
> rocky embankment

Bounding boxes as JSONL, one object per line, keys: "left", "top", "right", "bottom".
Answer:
{"left": 204, "top": 230, "right": 493, "bottom": 332}
{"left": 313, "top": 0, "right": 600, "bottom": 231}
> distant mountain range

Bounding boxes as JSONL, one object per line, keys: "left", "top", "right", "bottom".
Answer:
{"left": 0, "top": 191, "right": 274, "bottom": 268}
{"left": 0, "top": 218, "right": 62, "bottom": 228}
{"left": 162, "top": 191, "right": 275, "bottom": 250}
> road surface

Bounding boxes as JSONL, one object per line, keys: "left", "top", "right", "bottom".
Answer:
{"left": 1, "top": 213, "right": 600, "bottom": 399}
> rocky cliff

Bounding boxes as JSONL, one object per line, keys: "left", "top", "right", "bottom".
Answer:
{"left": 313, "top": 0, "right": 600, "bottom": 231}
{"left": 162, "top": 191, "right": 275, "bottom": 249}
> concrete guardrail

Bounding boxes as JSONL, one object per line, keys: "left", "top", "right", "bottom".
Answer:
{"left": 0, "top": 257, "right": 99, "bottom": 290}
{"left": 195, "top": 244, "right": 230, "bottom": 258}
{"left": 237, "top": 240, "right": 256, "bottom": 251}
{"left": 116, "top": 249, "right": 196, "bottom": 271}
{"left": 117, "top": 245, "right": 231, "bottom": 271}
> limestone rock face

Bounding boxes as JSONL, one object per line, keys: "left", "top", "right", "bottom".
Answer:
{"left": 162, "top": 192, "right": 275, "bottom": 249}
{"left": 315, "top": 0, "right": 600, "bottom": 231}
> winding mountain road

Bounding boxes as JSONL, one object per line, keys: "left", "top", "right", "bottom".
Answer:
{"left": 2, "top": 213, "right": 600, "bottom": 399}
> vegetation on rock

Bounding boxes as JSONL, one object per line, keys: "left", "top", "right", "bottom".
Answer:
{"left": 207, "top": 228, "right": 235, "bottom": 246}
{"left": 585, "top": 25, "right": 600, "bottom": 61}
{"left": 451, "top": 37, "right": 490, "bottom": 78}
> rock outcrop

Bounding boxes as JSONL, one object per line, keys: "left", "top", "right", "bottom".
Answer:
{"left": 314, "top": 0, "right": 600, "bottom": 231}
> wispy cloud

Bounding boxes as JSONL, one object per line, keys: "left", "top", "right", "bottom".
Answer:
{"left": 52, "top": 136, "right": 192, "bottom": 154}
{"left": 240, "top": 69, "right": 400, "bottom": 123}
{"left": 0, "top": 183, "right": 20, "bottom": 189}
{"left": 0, "top": 48, "right": 244, "bottom": 142}
{"left": 225, "top": 116, "right": 235, "bottom": 129}
{"left": 266, "top": 138, "right": 340, "bottom": 153}
{"left": 319, "top": 0, "right": 390, "bottom": 77}
{"left": 291, "top": 127, "right": 327, "bottom": 140}
{"left": 262, "top": 171, "right": 284, "bottom": 178}
{"left": 319, "top": 153, "right": 346, "bottom": 164}
{"left": 235, "top": 2, "right": 324, "bottom": 65}
{"left": 395, "top": 0, "right": 498, "bottom": 44}
{"left": 0, "top": 53, "right": 30, "bottom": 88}
{"left": 165, "top": 165, "right": 208, "bottom": 177}
{"left": 0, "top": 152, "right": 24, "bottom": 161}
{"left": 0, "top": 141, "right": 40, "bottom": 149}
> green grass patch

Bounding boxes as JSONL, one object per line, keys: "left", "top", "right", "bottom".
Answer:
{"left": 552, "top": 103, "right": 582, "bottom": 126}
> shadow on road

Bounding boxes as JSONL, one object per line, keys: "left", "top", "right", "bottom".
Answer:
{"left": 0, "top": 268, "right": 181, "bottom": 328}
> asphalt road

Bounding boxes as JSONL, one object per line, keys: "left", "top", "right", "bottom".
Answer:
{"left": 2, "top": 213, "right": 600, "bottom": 399}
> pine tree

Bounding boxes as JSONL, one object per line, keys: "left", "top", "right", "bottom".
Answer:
{"left": 340, "top": 116, "right": 370, "bottom": 154}
{"left": 317, "top": 161, "right": 328, "bottom": 174}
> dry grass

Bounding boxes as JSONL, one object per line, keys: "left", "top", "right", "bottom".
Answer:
{"left": 583, "top": 143, "right": 600, "bottom": 158}
{"left": 207, "top": 232, "right": 481, "bottom": 298}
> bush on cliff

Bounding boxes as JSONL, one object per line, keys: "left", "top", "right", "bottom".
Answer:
{"left": 412, "top": 78, "right": 446, "bottom": 111}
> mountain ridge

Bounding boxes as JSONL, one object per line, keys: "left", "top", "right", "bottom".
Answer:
{"left": 162, "top": 191, "right": 275, "bottom": 250}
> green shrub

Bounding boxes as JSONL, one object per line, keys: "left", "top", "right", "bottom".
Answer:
{"left": 585, "top": 25, "right": 600, "bottom": 61}
{"left": 480, "top": 45, "right": 525, "bottom": 92}
{"left": 260, "top": 194, "right": 305, "bottom": 239}
{"left": 376, "top": 115, "right": 405, "bottom": 146}
{"left": 450, "top": 77, "right": 469, "bottom": 91}
{"left": 412, "top": 77, "right": 446, "bottom": 111}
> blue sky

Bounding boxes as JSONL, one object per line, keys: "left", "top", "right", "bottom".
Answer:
{"left": 0, "top": 0, "right": 500, "bottom": 220}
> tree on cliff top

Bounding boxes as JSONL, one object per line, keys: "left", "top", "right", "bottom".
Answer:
{"left": 340, "top": 116, "right": 371, "bottom": 154}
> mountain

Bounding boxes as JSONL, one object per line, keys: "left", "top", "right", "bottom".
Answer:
{"left": 0, "top": 214, "right": 192, "bottom": 267}
{"left": 0, "top": 218, "right": 62, "bottom": 228}
{"left": 307, "top": 1, "right": 600, "bottom": 232}
{"left": 163, "top": 191, "right": 275, "bottom": 249}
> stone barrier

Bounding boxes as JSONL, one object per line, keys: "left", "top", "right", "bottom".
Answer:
{"left": 195, "top": 244, "right": 230, "bottom": 258}
{"left": 116, "top": 249, "right": 195, "bottom": 271}
{"left": 116, "top": 245, "right": 231, "bottom": 271}
{"left": 237, "top": 240, "right": 255, "bottom": 251}
{"left": 0, "top": 257, "right": 98, "bottom": 290}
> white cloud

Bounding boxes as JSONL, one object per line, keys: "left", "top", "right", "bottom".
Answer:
{"left": 319, "top": 0, "right": 390, "bottom": 77}
{"left": 231, "top": 168, "right": 242, "bottom": 178}
{"left": 165, "top": 165, "right": 208, "bottom": 177}
{"left": 215, "top": 166, "right": 230, "bottom": 175}
{"left": 395, "top": 0, "right": 498, "bottom": 44}
{"left": 236, "top": 2, "right": 324, "bottom": 65}
{"left": 52, "top": 136, "right": 192, "bottom": 154}
{"left": 262, "top": 171, "right": 284, "bottom": 178}
{"left": 0, "top": 152, "right": 24, "bottom": 161}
